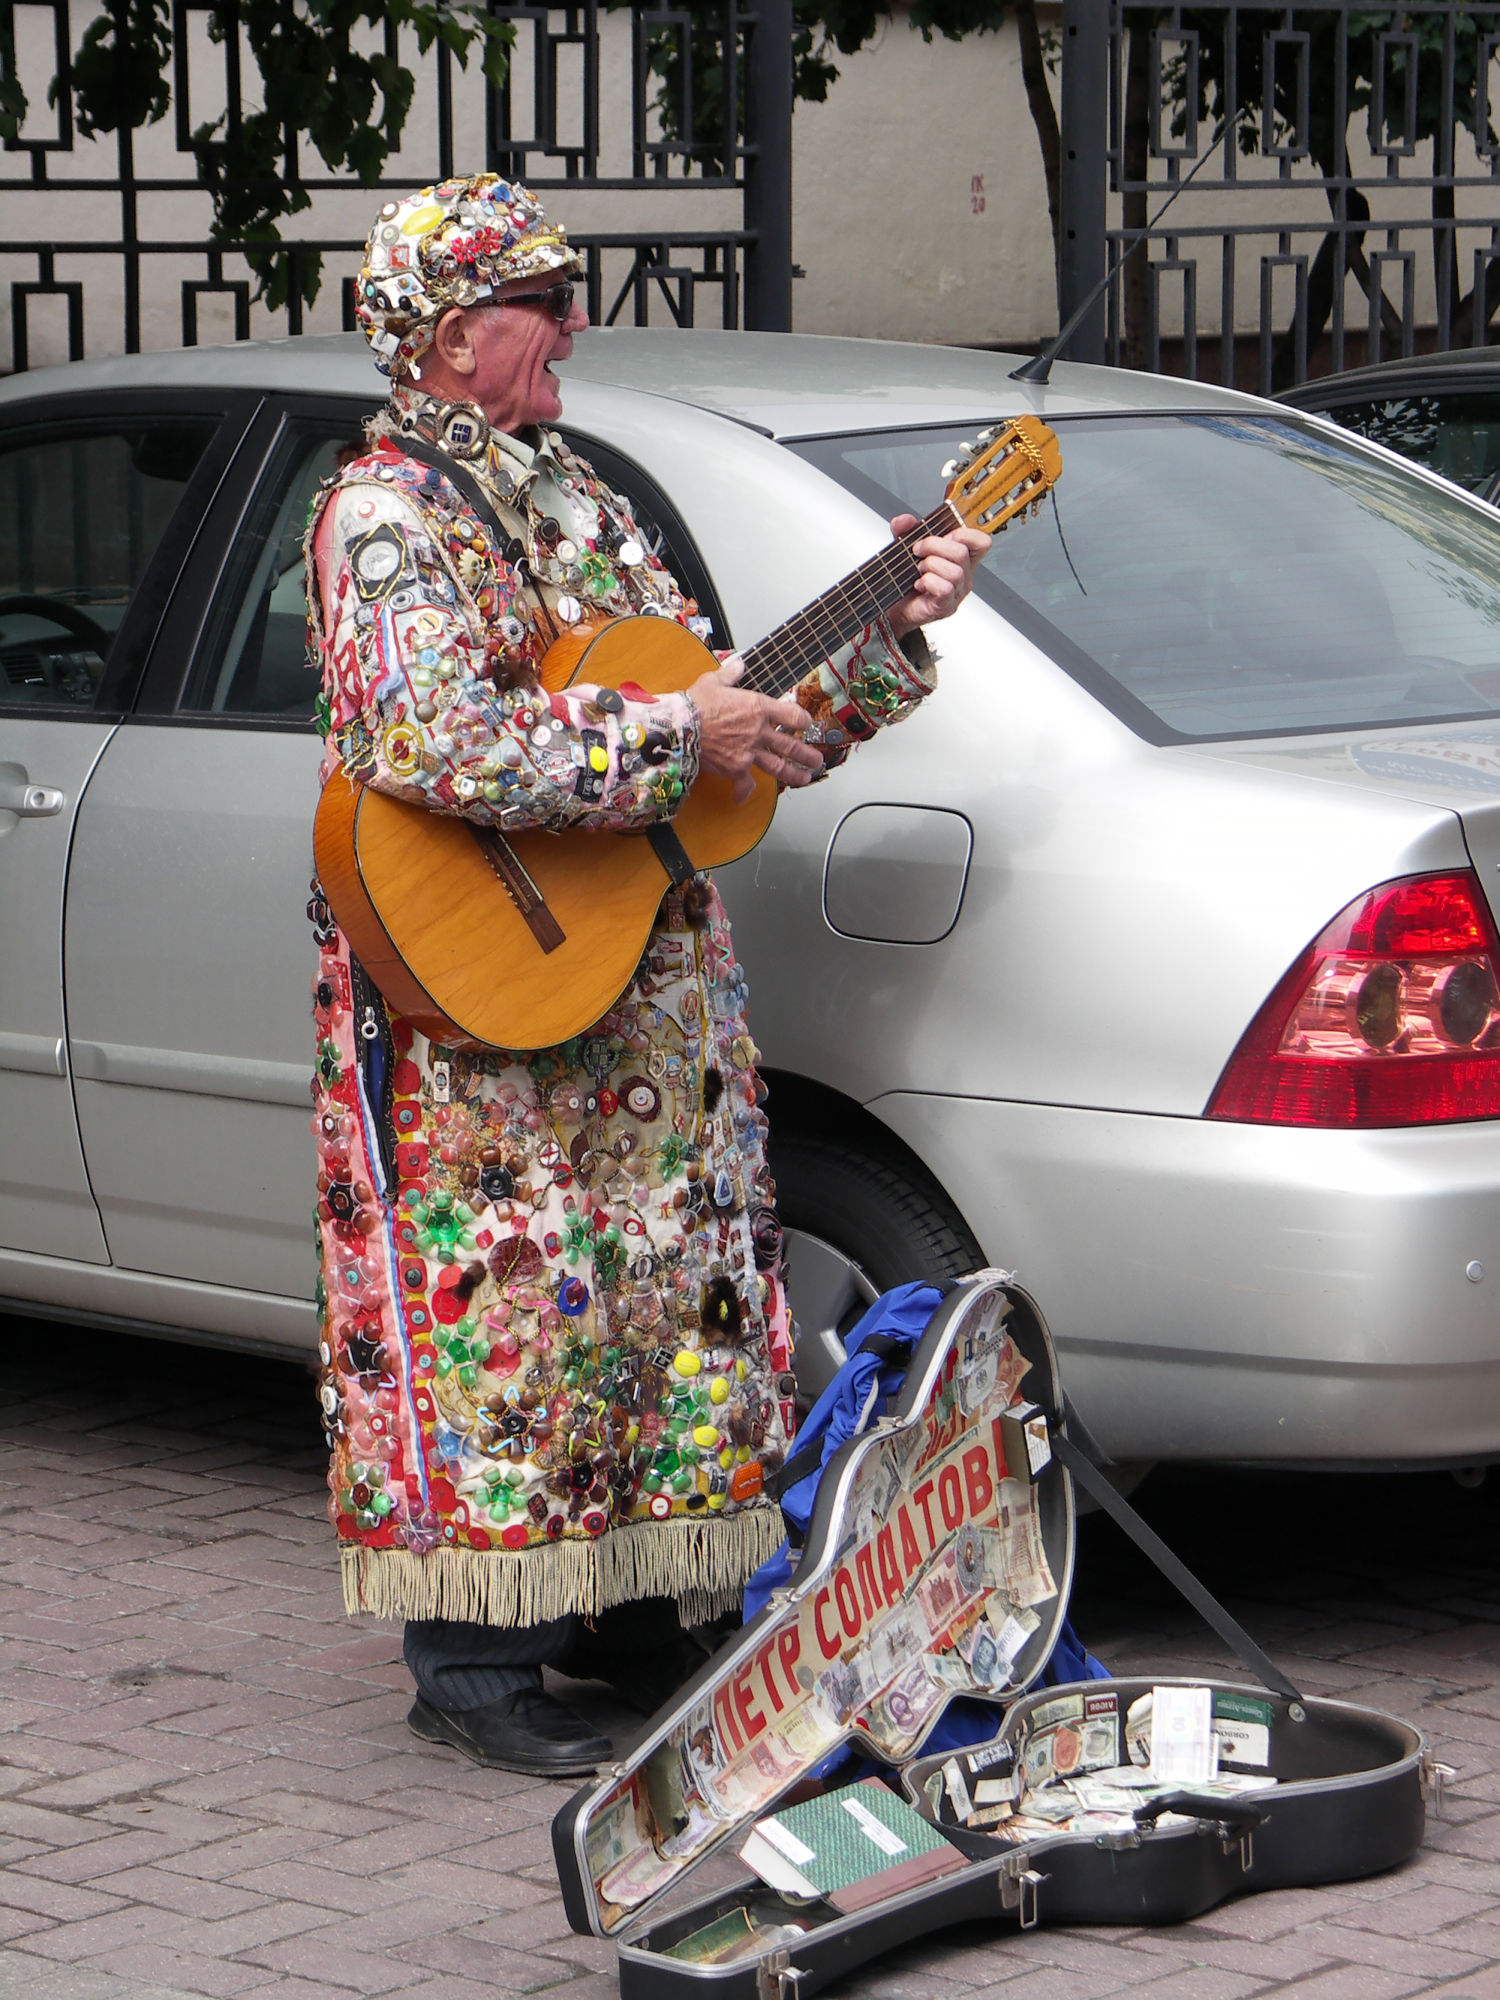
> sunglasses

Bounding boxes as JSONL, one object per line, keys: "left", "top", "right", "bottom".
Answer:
{"left": 483, "top": 281, "right": 577, "bottom": 323}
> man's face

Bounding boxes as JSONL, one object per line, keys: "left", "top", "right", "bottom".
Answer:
{"left": 434, "top": 272, "right": 590, "bottom": 433}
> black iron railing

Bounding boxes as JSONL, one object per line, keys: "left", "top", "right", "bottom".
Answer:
{"left": 1059, "top": 0, "right": 1500, "bottom": 391}
{"left": 0, "top": 0, "right": 792, "bottom": 369}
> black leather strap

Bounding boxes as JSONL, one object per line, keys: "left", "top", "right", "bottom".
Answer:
{"left": 394, "top": 434, "right": 511, "bottom": 542}
{"left": 646, "top": 821, "right": 698, "bottom": 889}
{"left": 1051, "top": 1431, "right": 1302, "bottom": 1704}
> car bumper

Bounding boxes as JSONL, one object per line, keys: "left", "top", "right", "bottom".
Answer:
{"left": 870, "top": 1093, "right": 1500, "bottom": 1466}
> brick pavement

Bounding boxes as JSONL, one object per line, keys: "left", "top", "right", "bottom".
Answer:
{"left": 5, "top": 1312, "right": 1500, "bottom": 1999}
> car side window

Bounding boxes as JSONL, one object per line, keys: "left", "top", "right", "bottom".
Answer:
{"left": 0, "top": 417, "right": 217, "bottom": 710}
{"left": 559, "top": 431, "right": 729, "bottom": 649}
{"left": 178, "top": 419, "right": 357, "bottom": 723}
{"left": 1327, "top": 391, "right": 1500, "bottom": 495}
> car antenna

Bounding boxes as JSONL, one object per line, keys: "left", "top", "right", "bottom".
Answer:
{"left": 1011, "top": 120, "right": 1236, "bottom": 387}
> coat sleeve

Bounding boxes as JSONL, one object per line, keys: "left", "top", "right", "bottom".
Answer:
{"left": 789, "top": 618, "right": 938, "bottom": 775}
{"left": 310, "top": 479, "right": 700, "bottom": 832}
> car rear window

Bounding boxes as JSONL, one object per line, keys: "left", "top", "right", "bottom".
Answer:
{"left": 790, "top": 412, "right": 1500, "bottom": 744}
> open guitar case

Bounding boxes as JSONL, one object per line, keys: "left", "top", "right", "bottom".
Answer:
{"left": 551, "top": 1272, "right": 1440, "bottom": 1998}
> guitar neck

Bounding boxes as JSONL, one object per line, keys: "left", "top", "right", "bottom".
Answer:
{"left": 739, "top": 498, "right": 962, "bottom": 698}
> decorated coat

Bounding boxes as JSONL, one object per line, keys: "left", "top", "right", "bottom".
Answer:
{"left": 307, "top": 384, "right": 937, "bottom": 1629}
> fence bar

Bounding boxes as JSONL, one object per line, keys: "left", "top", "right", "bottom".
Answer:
{"left": 743, "top": 0, "right": 794, "bottom": 331}
{"left": 1060, "top": 0, "right": 1109, "bottom": 364}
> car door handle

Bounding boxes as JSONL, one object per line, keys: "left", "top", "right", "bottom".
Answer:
{"left": 0, "top": 782, "right": 65, "bottom": 817}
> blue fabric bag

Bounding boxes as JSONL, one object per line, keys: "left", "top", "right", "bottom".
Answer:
{"left": 743, "top": 1281, "right": 1107, "bottom": 1777}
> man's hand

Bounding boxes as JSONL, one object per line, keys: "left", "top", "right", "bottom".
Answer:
{"left": 690, "top": 658, "right": 822, "bottom": 806}
{"left": 885, "top": 515, "right": 991, "bottom": 639}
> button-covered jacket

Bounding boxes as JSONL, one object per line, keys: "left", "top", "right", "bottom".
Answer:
{"left": 306, "top": 386, "right": 938, "bottom": 1628}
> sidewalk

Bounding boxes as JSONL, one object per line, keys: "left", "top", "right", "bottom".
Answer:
{"left": 3, "top": 1314, "right": 1500, "bottom": 1999}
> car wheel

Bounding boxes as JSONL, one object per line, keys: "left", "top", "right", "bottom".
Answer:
{"left": 771, "top": 1131, "right": 984, "bottom": 1405}
{"left": 771, "top": 1129, "right": 1157, "bottom": 1507}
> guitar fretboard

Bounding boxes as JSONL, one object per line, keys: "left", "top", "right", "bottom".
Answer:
{"left": 739, "top": 499, "right": 962, "bottom": 699}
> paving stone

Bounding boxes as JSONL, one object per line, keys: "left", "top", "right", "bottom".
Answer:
{"left": 82, "top": 1944, "right": 278, "bottom": 1996}
{"left": 15, "top": 1317, "right": 1500, "bottom": 1998}
{"left": 15, "top": 1902, "right": 190, "bottom": 1963}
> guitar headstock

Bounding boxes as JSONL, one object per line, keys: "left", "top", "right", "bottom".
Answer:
{"left": 942, "top": 415, "right": 1062, "bottom": 535}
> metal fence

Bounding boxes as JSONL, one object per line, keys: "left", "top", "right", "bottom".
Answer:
{"left": 1059, "top": 0, "right": 1500, "bottom": 392}
{"left": 1, "top": 0, "right": 793, "bottom": 370}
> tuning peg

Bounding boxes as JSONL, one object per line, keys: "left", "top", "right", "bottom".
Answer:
{"left": 940, "top": 459, "right": 961, "bottom": 479}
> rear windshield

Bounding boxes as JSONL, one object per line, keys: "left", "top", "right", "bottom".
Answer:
{"left": 789, "top": 412, "right": 1500, "bottom": 743}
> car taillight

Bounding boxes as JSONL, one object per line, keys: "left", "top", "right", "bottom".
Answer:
{"left": 1206, "top": 870, "right": 1500, "bottom": 1128}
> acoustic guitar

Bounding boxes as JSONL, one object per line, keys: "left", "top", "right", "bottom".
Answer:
{"left": 313, "top": 415, "right": 1061, "bottom": 1051}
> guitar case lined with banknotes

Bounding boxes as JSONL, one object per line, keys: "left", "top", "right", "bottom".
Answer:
{"left": 550, "top": 1273, "right": 1437, "bottom": 1998}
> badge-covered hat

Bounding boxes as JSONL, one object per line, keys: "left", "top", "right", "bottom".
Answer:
{"left": 356, "top": 172, "right": 582, "bottom": 379}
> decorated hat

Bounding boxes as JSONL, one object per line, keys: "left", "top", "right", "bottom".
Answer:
{"left": 356, "top": 172, "right": 582, "bottom": 379}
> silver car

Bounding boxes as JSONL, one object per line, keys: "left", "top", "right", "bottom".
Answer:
{"left": 4, "top": 331, "right": 1499, "bottom": 1472}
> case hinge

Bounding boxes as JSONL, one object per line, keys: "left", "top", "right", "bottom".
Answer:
{"left": 756, "top": 1947, "right": 810, "bottom": 1999}
{"left": 1422, "top": 1755, "right": 1457, "bottom": 1814}
{"left": 998, "top": 1852, "right": 1048, "bottom": 1929}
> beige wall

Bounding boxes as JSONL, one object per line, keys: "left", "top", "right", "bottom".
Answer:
{"left": 792, "top": 14, "right": 1058, "bottom": 347}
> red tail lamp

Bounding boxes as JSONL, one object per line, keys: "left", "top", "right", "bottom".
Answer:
{"left": 1207, "top": 871, "right": 1500, "bottom": 1128}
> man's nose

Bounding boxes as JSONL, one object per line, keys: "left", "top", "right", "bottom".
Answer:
{"left": 566, "top": 303, "right": 591, "bottom": 333}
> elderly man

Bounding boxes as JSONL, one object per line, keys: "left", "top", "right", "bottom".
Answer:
{"left": 306, "top": 172, "right": 988, "bottom": 1777}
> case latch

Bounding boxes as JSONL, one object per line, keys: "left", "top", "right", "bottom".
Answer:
{"left": 1221, "top": 1826, "right": 1254, "bottom": 1873}
{"left": 756, "top": 1946, "right": 809, "bottom": 1998}
{"left": 998, "top": 1852, "right": 1048, "bottom": 1929}
{"left": 1422, "top": 1755, "right": 1458, "bottom": 1814}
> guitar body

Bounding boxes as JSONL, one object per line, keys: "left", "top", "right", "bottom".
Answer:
{"left": 313, "top": 617, "right": 777, "bottom": 1052}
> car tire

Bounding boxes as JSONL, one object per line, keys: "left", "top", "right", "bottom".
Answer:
{"left": 770, "top": 1126, "right": 1157, "bottom": 1508}
{"left": 770, "top": 1129, "right": 985, "bottom": 1405}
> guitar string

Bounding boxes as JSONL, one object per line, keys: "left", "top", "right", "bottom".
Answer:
{"left": 743, "top": 512, "right": 940, "bottom": 692}
{"left": 739, "top": 502, "right": 958, "bottom": 697}
{"left": 742, "top": 447, "right": 1047, "bottom": 695}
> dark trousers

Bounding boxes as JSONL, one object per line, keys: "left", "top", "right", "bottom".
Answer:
{"left": 404, "top": 1596, "right": 690, "bottom": 1712}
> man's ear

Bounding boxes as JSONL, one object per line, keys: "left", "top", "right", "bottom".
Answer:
{"left": 430, "top": 307, "right": 478, "bottom": 379}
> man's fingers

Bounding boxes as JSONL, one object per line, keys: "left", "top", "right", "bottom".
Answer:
{"left": 716, "top": 653, "right": 746, "bottom": 685}
{"left": 764, "top": 696, "right": 811, "bottom": 735}
{"left": 916, "top": 556, "right": 966, "bottom": 589}
{"left": 758, "top": 734, "right": 820, "bottom": 772}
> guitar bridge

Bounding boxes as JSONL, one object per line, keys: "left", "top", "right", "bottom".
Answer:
{"left": 470, "top": 828, "right": 567, "bottom": 955}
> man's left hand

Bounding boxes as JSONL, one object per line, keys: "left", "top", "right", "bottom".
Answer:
{"left": 885, "top": 516, "right": 991, "bottom": 639}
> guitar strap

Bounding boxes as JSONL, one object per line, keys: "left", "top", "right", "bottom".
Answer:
{"left": 393, "top": 433, "right": 515, "bottom": 545}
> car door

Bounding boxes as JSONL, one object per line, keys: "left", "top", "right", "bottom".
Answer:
{"left": 63, "top": 398, "right": 364, "bottom": 1305}
{"left": 0, "top": 395, "right": 244, "bottom": 1265}
{"left": 63, "top": 401, "right": 730, "bottom": 1319}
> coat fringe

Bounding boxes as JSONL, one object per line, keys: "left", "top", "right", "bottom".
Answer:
{"left": 340, "top": 1504, "right": 787, "bottom": 1628}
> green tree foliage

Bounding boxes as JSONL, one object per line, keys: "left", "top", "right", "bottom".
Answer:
{"left": 0, "top": 0, "right": 513, "bottom": 312}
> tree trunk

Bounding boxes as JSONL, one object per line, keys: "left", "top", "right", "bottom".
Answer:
{"left": 1013, "top": 0, "right": 1061, "bottom": 314}
{"left": 1121, "top": 15, "right": 1152, "bottom": 370}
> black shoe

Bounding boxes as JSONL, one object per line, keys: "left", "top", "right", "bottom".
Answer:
{"left": 406, "top": 1689, "right": 611, "bottom": 1777}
